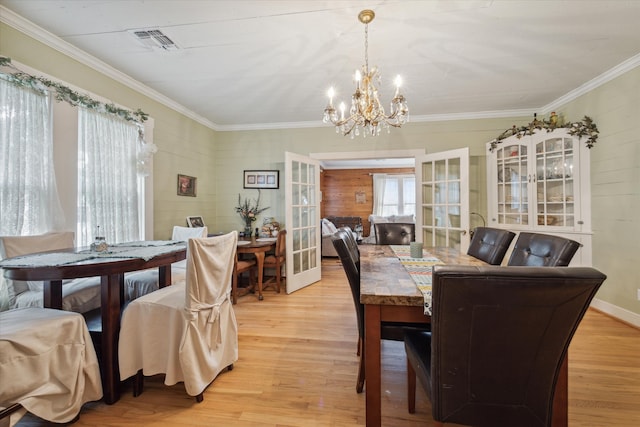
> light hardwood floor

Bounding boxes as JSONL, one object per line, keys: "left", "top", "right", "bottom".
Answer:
{"left": 16, "top": 259, "right": 640, "bottom": 426}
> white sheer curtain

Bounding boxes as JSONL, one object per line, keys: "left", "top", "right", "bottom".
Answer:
{"left": 371, "top": 173, "right": 387, "bottom": 216}
{"left": 77, "top": 108, "right": 140, "bottom": 246}
{"left": 0, "top": 78, "right": 65, "bottom": 236}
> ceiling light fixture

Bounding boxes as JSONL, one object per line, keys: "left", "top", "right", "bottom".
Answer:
{"left": 323, "top": 9, "right": 409, "bottom": 138}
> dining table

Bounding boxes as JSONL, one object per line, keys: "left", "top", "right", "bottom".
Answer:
{"left": 0, "top": 241, "right": 187, "bottom": 405}
{"left": 236, "top": 236, "right": 277, "bottom": 300}
{"left": 360, "top": 244, "right": 569, "bottom": 427}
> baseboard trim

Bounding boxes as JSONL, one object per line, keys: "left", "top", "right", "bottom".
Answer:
{"left": 591, "top": 298, "right": 640, "bottom": 329}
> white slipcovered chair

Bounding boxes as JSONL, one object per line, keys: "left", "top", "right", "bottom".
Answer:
{"left": 0, "top": 232, "right": 101, "bottom": 313}
{"left": 124, "top": 226, "right": 208, "bottom": 300}
{"left": 118, "top": 231, "right": 238, "bottom": 401}
{"left": 0, "top": 308, "right": 103, "bottom": 425}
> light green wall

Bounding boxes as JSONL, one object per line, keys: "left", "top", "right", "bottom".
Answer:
{"left": 213, "top": 118, "right": 525, "bottom": 233}
{"left": 2, "top": 21, "right": 638, "bottom": 318}
{"left": 0, "top": 22, "right": 218, "bottom": 240}
{"left": 560, "top": 66, "right": 640, "bottom": 315}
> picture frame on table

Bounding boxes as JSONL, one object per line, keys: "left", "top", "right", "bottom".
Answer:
{"left": 186, "top": 216, "right": 205, "bottom": 228}
{"left": 243, "top": 170, "right": 279, "bottom": 189}
{"left": 177, "top": 174, "right": 197, "bottom": 197}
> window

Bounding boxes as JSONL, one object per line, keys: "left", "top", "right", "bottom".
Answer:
{"left": 0, "top": 78, "right": 64, "bottom": 235}
{"left": 377, "top": 174, "right": 415, "bottom": 217}
{"left": 77, "top": 108, "right": 142, "bottom": 246}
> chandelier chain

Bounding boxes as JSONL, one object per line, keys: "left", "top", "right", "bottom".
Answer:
{"left": 364, "top": 23, "right": 369, "bottom": 73}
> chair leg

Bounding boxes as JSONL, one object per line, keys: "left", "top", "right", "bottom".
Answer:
{"left": 356, "top": 338, "right": 365, "bottom": 393}
{"left": 407, "top": 357, "right": 416, "bottom": 413}
{"left": 133, "top": 369, "right": 144, "bottom": 397}
{"left": 232, "top": 273, "right": 238, "bottom": 304}
{"left": 195, "top": 393, "right": 204, "bottom": 403}
{"left": 275, "top": 263, "right": 281, "bottom": 293}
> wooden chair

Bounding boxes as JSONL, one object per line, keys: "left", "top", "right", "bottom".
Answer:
{"left": 404, "top": 265, "right": 606, "bottom": 426}
{"left": 118, "top": 232, "right": 239, "bottom": 401}
{"left": 262, "top": 229, "right": 286, "bottom": 293}
{"left": 466, "top": 226, "right": 515, "bottom": 265}
{"left": 232, "top": 250, "right": 256, "bottom": 304}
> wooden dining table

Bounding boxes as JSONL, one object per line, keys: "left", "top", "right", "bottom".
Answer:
{"left": 0, "top": 242, "right": 186, "bottom": 405}
{"left": 359, "top": 244, "right": 569, "bottom": 427}
{"left": 236, "top": 237, "right": 277, "bottom": 300}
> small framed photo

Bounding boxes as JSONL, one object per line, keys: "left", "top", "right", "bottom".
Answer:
{"left": 186, "top": 216, "right": 205, "bottom": 228}
{"left": 243, "top": 170, "right": 279, "bottom": 189}
{"left": 177, "top": 174, "right": 197, "bottom": 197}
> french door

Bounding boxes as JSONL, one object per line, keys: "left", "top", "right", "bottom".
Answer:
{"left": 284, "top": 152, "right": 322, "bottom": 293}
{"left": 415, "top": 148, "right": 470, "bottom": 251}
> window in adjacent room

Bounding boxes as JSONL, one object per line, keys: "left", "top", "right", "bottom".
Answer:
{"left": 378, "top": 174, "right": 415, "bottom": 216}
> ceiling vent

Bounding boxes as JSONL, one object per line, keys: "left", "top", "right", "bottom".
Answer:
{"left": 129, "top": 28, "right": 179, "bottom": 51}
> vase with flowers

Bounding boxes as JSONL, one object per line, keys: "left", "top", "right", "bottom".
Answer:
{"left": 236, "top": 190, "right": 269, "bottom": 237}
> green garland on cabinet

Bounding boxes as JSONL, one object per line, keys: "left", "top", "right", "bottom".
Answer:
{"left": 0, "top": 56, "right": 148, "bottom": 124}
{"left": 489, "top": 112, "right": 598, "bottom": 152}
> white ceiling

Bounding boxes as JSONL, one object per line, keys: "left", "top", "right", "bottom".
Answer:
{"left": 2, "top": 0, "right": 640, "bottom": 133}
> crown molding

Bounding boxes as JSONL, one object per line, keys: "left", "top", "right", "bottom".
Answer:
{"left": 3, "top": 5, "right": 638, "bottom": 134}
{"left": 0, "top": 5, "right": 219, "bottom": 131}
{"left": 540, "top": 52, "right": 640, "bottom": 114}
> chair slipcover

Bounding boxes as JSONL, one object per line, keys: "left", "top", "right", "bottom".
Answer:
{"left": 124, "top": 226, "right": 208, "bottom": 300}
{"left": 0, "top": 308, "right": 102, "bottom": 424}
{"left": 0, "top": 232, "right": 101, "bottom": 313}
{"left": 119, "top": 231, "right": 239, "bottom": 396}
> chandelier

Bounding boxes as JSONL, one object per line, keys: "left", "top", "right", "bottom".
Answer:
{"left": 323, "top": 10, "right": 409, "bottom": 138}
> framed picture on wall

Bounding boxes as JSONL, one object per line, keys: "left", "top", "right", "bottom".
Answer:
{"left": 243, "top": 170, "right": 279, "bottom": 189}
{"left": 186, "top": 216, "right": 205, "bottom": 228}
{"left": 177, "top": 174, "right": 197, "bottom": 197}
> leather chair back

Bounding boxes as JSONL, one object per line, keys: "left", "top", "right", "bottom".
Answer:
{"left": 508, "top": 232, "right": 580, "bottom": 266}
{"left": 408, "top": 265, "right": 606, "bottom": 426}
{"left": 331, "top": 228, "right": 363, "bottom": 339}
{"left": 467, "top": 227, "right": 515, "bottom": 265}
{"left": 374, "top": 223, "right": 415, "bottom": 245}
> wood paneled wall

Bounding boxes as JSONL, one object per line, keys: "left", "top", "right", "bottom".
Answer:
{"left": 320, "top": 167, "right": 414, "bottom": 236}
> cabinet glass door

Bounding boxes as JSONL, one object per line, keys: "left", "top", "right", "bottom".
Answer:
{"left": 535, "top": 137, "right": 575, "bottom": 227}
{"left": 496, "top": 142, "right": 528, "bottom": 225}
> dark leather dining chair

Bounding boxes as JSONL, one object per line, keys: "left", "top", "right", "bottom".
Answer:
{"left": 507, "top": 232, "right": 580, "bottom": 266}
{"left": 331, "top": 227, "right": 427, "bottom": 393}
{"left": 404, "top": 265, "right": 606, "bottom": 426}
{"left": 466, "top": 226, "right": 515, "bottom": 265}
{"left": 374, "top": 223, "right": 415, "bottom": 245}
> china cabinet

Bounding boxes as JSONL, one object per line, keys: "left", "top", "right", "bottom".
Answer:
{"left": 486, "top": 129, "right": 592, "bottom": 265}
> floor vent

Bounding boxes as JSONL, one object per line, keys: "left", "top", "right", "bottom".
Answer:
{"left": 129, "top": 28, "right": 179, "bottom": 51}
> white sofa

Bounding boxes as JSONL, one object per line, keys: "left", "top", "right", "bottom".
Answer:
{"left": 362, "top": 214, "right": 415, "bottom": 244}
